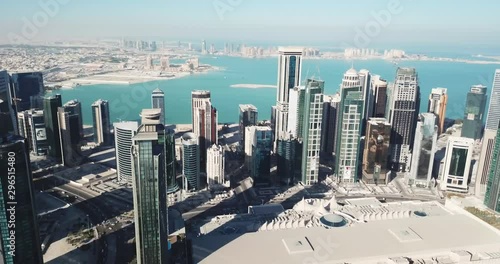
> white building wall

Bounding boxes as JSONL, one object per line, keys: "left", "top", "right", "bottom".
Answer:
{"left": 207, "top": 144, "right": 226, "bottom": 187}
{"left": 442, "top": 137, "right": 474, "bottom": 193}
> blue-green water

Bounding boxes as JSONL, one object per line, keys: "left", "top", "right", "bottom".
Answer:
{"left": 49, "top": 56, "right": 499, "bottom": 125}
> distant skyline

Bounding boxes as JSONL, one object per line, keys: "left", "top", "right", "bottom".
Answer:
{"left": 1, "top": 1, "right": 500, "bottom": 52}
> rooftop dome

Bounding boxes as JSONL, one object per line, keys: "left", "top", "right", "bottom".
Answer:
{"left": 345, "top": 67, "right": 358, "bottom": 75}
{"left": 320, "top": 214, "right": 347, "bottom": 228}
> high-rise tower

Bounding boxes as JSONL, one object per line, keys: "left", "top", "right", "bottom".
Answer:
{"left": 10, "top": 72, "right": 44, "bottom": 112}
{"left": 131, "top": 109, "right": 169, "bottom": 264}
{"left": 44, "top": 94, "right": 62, "bottom": 162}
{"left": 151, "top": 88, "right": 165, "bottom": 124}
{"left": 409, "top": 113, "right": 438, "bottom": 187}
{"left": 114, "top": 121, "right": 138, "bottom": 184}
{"left": 387, "top": 68, "right": 420, "bottom": 172}
{"left": 182, "top": 132, "right": 200, "bottom": 190}
{"left": 461, "top": 85, "right": 488, "bottom": 140}
{"left": 191, "top": 90, "right": 217, "bottom": 171}
{"left": 486, "top": 70, "right": 500, "bottom": 130}
{"left": 0, "top": 130, "right": 43, "bottom": 263}
{"left": 476, "top": 129, "right": 497, "bottom": 198}
{"left": 274, "top": 47, "right": 303, "bottom": 146}
{"left": 336, "top": 68, "right": 364, "bottom": 183}
{"left": 428, "top": 88, "right": 448, "bottom": 135}
{"left": 92, "top": 99, "right": 111, "bottom": 146}
{"left": 484, "top": 122, "right": 500, "bottom": 212}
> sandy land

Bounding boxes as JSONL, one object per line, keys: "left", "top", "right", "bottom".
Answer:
{"left": 230, "top": 84, "right": 277, "bottom": 89}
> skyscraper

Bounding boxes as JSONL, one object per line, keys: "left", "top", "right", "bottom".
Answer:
{"left": 372, "top": 75, "right": 388, "bottom": 118}
{"left": 63, "top": 100, "right": 84, "bottom": 140}
{"left": 476, "top": 129, "right": 497, "bottom": 198}
{"left": 0, "top": 131, "right": 43, "bottom": 264}
{"left": 409, "top": 113, "right": 438, "bottom": 187}
{"left": 358, "top": 69, "right": 373, "bottom": 133}
{"left": 300, "top": 79, "right": 324, "bottom": 185}
{"left": 485, "top": 69, "right": 500, "bottom": 130}
{"left": 44, "top": 94, "right": 62, "bottom": 162}
{"left": 182, "top": 132, "right": 200, "bottom": 190}
{"left": 17, "top": 109, "right": 47, "bottom": 156}
{"left": 362, "top": 118, "right": 391, "bottom": 185}
{"left": 114, "top": 121, "right": 138, "bottom": 184}
{"left": 151, "top": 88, "right": 165, "bottom": 124}
{"left": 0, "top": 71, "right": 16, "bottom": 134}
{"left": 92, "top": 99, "right": 111, "bottom": 146}
{"left": 58, "top": 105, "right": 83, "bottom": 167}
{"left": 201, "top": 40, "right": 207, "bottom": 54}
{"left": 206, "top": 144, "right": 226, "bottom": 188}
{"left": 276, "top": 133, "right": 302, "bottom": 185}
{"left": 484, "top": 122, "right": 500, "bottom": 212}
{"left": 428, "top": 87, "right": 448, "bottom": 135}
{"left": 387, "top": 68, "right": 420, "bottom": 172}
{"left": 336, "top": 68, "right": 364, "bottom": 183}
{"left": 191, "top": 90, "right": 217, "bottom": 171}
{"left": 274, "top": 47, "right": 303, "bottom": 146}
{"left": 131, "top": 109, "right": 169, "bottom": 264}
{"left": 320, "top": 94, "right": 341, "bottom": 155}
{"left": 239, "top": 104, "right": 258, "bottom": 145}
{"left": 145, "top": 55, "right": 153, "bottom": 70}
{"left": 250, "top": 126, "right": 273, "bottom": 181}
{"left": 10, "top": 72, "right": 44, "bottom": 112}
{"left": 462, "top": 85, "right": 488, "bottom": 140}
{"left": 442, "top": 137, "right": 474, "bottom": 193}
{"left": 287, "top": 86, "right": 306, "bottom": 138}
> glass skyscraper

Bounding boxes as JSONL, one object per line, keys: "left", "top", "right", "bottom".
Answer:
{"left": 362, "top": 118, "right": 391, "bottom": 185}
{"left": 336, "top": 68, "right": 364, "bottom": 183}
{"left": 182, "top": 132, "right": 200, "bottom": 190}
{"left": 43, "top": 95, "right": 62, "bottom": 162}
{"left": 151, "top": 88, "right": 165, "bottom": 124}
{"left": 409, "top": 113, "right": 438, "bottom": 187}
{"left": 92, "top": 99, "right": 112, "bottom": 146}
{"left": 10, "top": 72, "right": 44, "bottom": 112}
{"left": 0, "top": 132, "right": 43, "bottom": 264}
{"left": 114, "top": 122, "right": 138, "bottom": 184}
{"left": 277, "top": 134, "right": 302, "bottom": 185}
{"left": 461, "top": 85, "right": 487, "bottom": 140}
{"left": 484, "top": 122, "right": 500, "bottom": 212}
{"left": 131, "top": 109, "right": 169, "bottom": 264}
{"left": 485, "top": 70, "right": 500, "bottom": 131}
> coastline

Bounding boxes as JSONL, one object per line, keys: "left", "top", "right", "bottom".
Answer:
{"left": 47, "top": 66, "right": 221, "bottom": 89}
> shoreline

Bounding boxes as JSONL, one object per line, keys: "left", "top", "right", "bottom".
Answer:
{"left": 47, "top": 67, "right": 221, "bottom": 89}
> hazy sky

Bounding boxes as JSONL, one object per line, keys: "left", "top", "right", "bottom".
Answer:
{"left": 1, "top": 0, "right": 499, "bottom": 49}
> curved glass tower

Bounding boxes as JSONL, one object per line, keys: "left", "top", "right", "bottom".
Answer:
{"left": 182, "top": 132, "right": 200, "bottom": 190}
{"left": 114, "top": 122, "right": 138, "bottom": 184}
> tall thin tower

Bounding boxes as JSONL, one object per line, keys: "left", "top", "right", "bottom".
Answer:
{"left": 388, "top": 68, "right": 420, "bottom": 172}
{"left": 486, "top": 69, "right": 500, "bottom": 130}
{"left": 131, "top": 109, "right": 169, "bottom": 264}
{"left": 428, "top": 87, "right": 448, "bottom": 135}
{"left": 274, "top": 47, "right": 303, "bottom": 146}
{"left": 191, "top": 90, "right": 217, "bottom": 171}
{"left": 151, "top": 88, "right": 165, "bottom": 124}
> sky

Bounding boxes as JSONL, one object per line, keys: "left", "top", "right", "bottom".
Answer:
{"left": 1, "top": 0, "right": 499, "bottom": 51}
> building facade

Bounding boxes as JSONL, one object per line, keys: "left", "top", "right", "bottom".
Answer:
{"left": 300, "top": 79, "right": 324, "bottom": 185}
{"left": 336, "top": 68, "right": 364, "bottom": 183}
{"left": 276, "top": 133, "right": 302, "bottom": 185}
{"left": 372, "top": 75, "right": 388, "bottom": 118}
{"left": 461, "top": 85, "right": 487, "bottom": 140}
{"left": 387, "top": 68, "right": 420, "bottom": 172}
{"left": 476, "top": 129, "right": 497, "bottom": 198}
{"left": 58, "top": 106, "right": 83, "bottom": 167}
{"left": 44, "top": 95, "right": 62, "bottom": 162}
{"left": 63, "top": 100, "right": 84, "bottom": 140}
{"left": 0, "top": 133, "right": 43, "bottom": 264}
{"left": 485, "top": 69, "right": 500, "bottom": 130}
{"left": 182, "top": 132, "right": 200, "bottom": 191}
{"left": 274, "top": 47, "right": 303, "bottom": 146}
{"left": 17, "top": 110, "right": 47, "bottom": 156}
{"left": 206, "top": 144, "right": 226, "bottom": 188}
{"left": 320, "top": 94, "right": 341, "bottom": 155}
{"left": 0, "top": 71, "right": 16, "bottom": 134}
{"left": 239, "top": 104, "right": 258, "bottom": 145}
{"left": 442, "top": 137, "right": 474, "bottom": 193}
{"left": 409, "top": 113, "right": 438, "bottom": 187}
{"left": 191, "top": 90, "right": 217, "bottom": 171}
{"left": 362, "top": 118, "right": 391, "bottom": 185}
{"left": 10, "top": 72, "right": 44, "bottom": 112}
{"left": 151, "top": 88, "right": 165, "bottom": 124}
{"left": 114, "top": 122, "right": 138, "bottom": 184}
{"left": 428, "top": 88, "right": 448, "bottom": 135}
{"left": 131, "top": 109, "right": 169, "bottom": 264}
{"left": 484, "top": 123, "right": 500, "bottom": 212}
{"left": 92, "top": 99, "right": 111, "bottom": 146}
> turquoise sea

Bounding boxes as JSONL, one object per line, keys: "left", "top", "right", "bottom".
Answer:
{"left": 49, "top": 56, "right": 499, "bottom": 126}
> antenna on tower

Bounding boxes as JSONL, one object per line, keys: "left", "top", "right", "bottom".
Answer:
{"left": 305, "top": 66, "right": 311, "bottom": 84}
{"left": 316, "top": 65, "right": 321, "bottom": 80}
